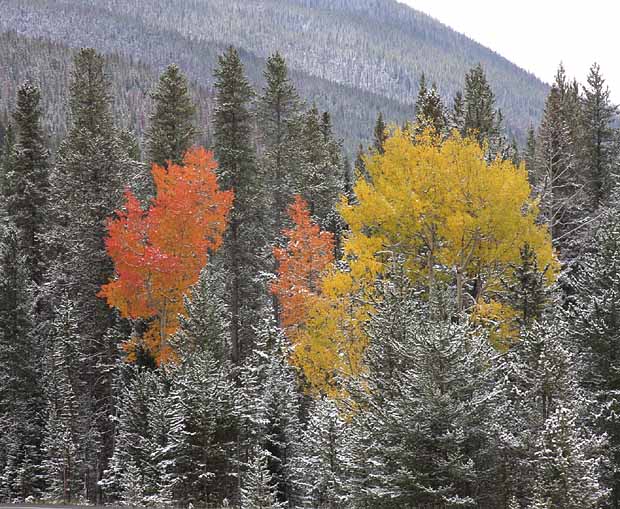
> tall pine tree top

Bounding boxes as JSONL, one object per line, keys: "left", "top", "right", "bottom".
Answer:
{"left": 214, "top": 46, "right": 256, "bottom": 190}
{"left": 3, "top": 81, "right": 49, "bottom": 284}
{"left": 68, "top": 48, "right": 114, "bottom": 136}
{"left": 373, "top": 112, "right": 388, "bottom": 154}
{"left": 580, "top": 63, "right": 618, "bottom": 208}
{"left": 146, "top": 64, "right": 197, "bottom": 167}
{"left": 463, "top": 63, "right": 498, "bottom": 145}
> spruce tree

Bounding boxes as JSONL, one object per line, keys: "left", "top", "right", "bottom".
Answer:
{"left": 146, "top": 64, "right": 197, "bottom": 167}
{"left": 0, "top": 224, "right": 44, "bottom": 501}
{"left": 297, "top": 105, "right": 342, "bottom": 226}
{"left": 570, "top": 199, "right": 620, "bottom": 506}
{"left": 294, "top": 397, "right": 348, "bottom": 508}
{"left": 239, "top": 316, "right": 302, "bottom": 507}
{"left": 213, "top": 46, "right": 265, "bottom": 363}
{"left": 503, "top": 243, "right": 549, "bottom": 330}
{"left": 99, "top": 366, "right": 159, "bottom": 505}
{"left": 345, "top": 274, "right": 502, "bottom": 507}
{"left": 496, "top": 319, "right": 607, "bottom": 507}
{"left": 241, "top": 447, "right": 286, "bottom": 509}
{"left": 257, "top": 52, "right": 303, "bottom": 242}
{"left": 0, "top": 123, "right": 15, "bottom": 202}
{"left": 463, "top": 63, "right": 500, "bottom": 146}
{"left": 44, "top": 48, "right": 137, "bottom": 502}
{"left": 530, "top": 406, "right": 607, "bottom": 508}
{"left": 524, "top": 125, "right": 536, "bottom": 182}
{"left": 579, "top": 63, "right": 618, "bottom": 209}
{"left": 414, "top": 79, "right": 447, "bottom": 136}
{"left": 534, "top": 83, "right": 584, "bottom": 253}
{"left": 373, "top": 112, "right": 388, "bottom": 154}
{"left": 450, "top": 90, "right": 465, "bottom": 133}
{"left": 159, "top": 266, "right": 239, "bottom": 506}
{"left": 3, "top": 81, "right": 49, "bottom": 284}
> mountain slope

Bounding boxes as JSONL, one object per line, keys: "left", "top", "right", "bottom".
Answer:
{"left": 0, "top": 0, "right": 548, "bottom": 149}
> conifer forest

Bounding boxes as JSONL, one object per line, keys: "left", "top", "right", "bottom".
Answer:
{"left": 2, "top": 1, "right": 620, "bottom": 508}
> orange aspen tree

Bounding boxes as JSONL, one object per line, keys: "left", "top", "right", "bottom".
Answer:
{"left": 271, "top": 194, "right": 335, "bottom": 340}
{"left": 99, "top": 147, "right": 233, "bottom": 364}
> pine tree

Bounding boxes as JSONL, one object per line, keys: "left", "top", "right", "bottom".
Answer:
{"left": 450, "top": 90, "right": 465, "bottom": 133}
{"left": 241, "top": 447, "right": 286, "bottom": 509}
{"left": 258, "top": 52, "right": 304, "bottom": 242}
{"left": 213, "top": 46, "right": 265, "bottom": 364}
{"left": 414, "top": 79, "right": 447, "bottom": 136}
{"left": 3, "top": 81, "right": 49, "bottom": 284}
{"left": 496, "top": 319, "right": 606, "bottom": 507}
{"left": 530, "top": 406, "right": 608, "bottom": 508}
{"left": 40, "top": 298, "right": 88, "bottom": 503}
{"left": 534, "top": 80, "right": 586, "bottom": 255}
{"left": 0, "top": 123, "right": 15, "bottom": 203}
{"left": 44, "top": 48, "right": 137, "bottom": 503}
{"left": 160, "top": 266, "right": 239, "bottom": 506}
{"left": 345, "top": 273, "right": 502, "bottom": 507}
{"left": 0, "top": 224, "right": 44, "bottom": 501}
{"left": 297, "top": 105, "right": 342, "bottom": 226}
{"left": 239, "top": 316, "right": 303, "bottom": 507}
{"left": 164, "top": 347, "right": 239, "bottom": 506}
{"left": 373, "top": 112, "right": 388, "bottom": 154}
{"left": 503, "top": 243, "right": 550, "bottom": 331}
{"left": 570, "top": 199, "right": 620, "bottom": 506}
{"left": 579, "top": 63, "right": 618, "bottom": 209}
{"left": 99, "top": 366, "right": 159, "bottom": 505}
{"left": 146, "top": 64, "right": 197, "bottom": 168}
{"left": 294, "top": 397, "right": 347, "bottom": 508}
{"left": 524, "top": 125, "right": 536, "bottom": 183}
{"left": 463, "top": 63, "right": 500, "bottom": 146}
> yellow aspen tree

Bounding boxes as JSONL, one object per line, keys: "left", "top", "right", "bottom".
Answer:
{"left": 293, "top": 129, "right": 557, "bottom": 394}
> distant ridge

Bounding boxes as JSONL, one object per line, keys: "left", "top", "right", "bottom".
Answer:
{"left": 0, "top": 0, "right": 548, "bottom": 149}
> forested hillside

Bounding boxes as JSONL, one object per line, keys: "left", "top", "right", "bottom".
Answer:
{"left": 0, "top": 0, "right": 548, "bottom": 149}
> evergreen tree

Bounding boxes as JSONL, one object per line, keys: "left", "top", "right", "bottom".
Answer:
{"left": 579, "top": 63, "right": 618, "bottom": 209}
{"left": 532, "top": 65, "right": 587, "bottom": 257}
{"left": 294, "top": 397, "right": 348, "bottom": 509}
{"left": 99, "top": 366, "right": 160, "bottom": 505}
{"left": 503, "top": 243, "right": 549, "bottom": 331}
{"left": 161, "top": 267, "right": 239, "bottom": 506}
{"left": 40, "top": 298, "right": 89, "bottom": 503}
{"left": 44, "top": 48, "right": 137, "bottom": 502}
{"left": 241, "top": 447, "right": 286, "bottom": 509}
{"left": 530, "top": 406, "right": 607, "bottom": 508}
{"left": 450, "top": 90, "right": 465, "bottom": 133}
{"left": 0, "top": 123, "right": 15, "bottom": 202}
{"left": 164, "top": 348, "right": 239, "bottom": 506}
{"left": 497, "top": 319, "right": 606, "bottom": 507}
{"left": 524, "top": 125, "right": 536, "bottom": 182}
{"left": 570, "top": 199, "right": 620, "bottom": 506}
{"left": 414, "top": 78, "right": 447, "bottom": 136}
{"left": 258, "top": 52, "right": 303, "bottom": 241}
{"left": 463, "top": 63, "right": 500, "bottom": 146}
{"left": 345, "top": 274, "right": 501, "bottom": 507}
{"left": 297, "top": 105, "right": 342, "bottom": 226}
{"left": 0, "top": 224, "right": 44, "bottom": 501}
{"left": 373, "top": 112, "right": 388, "bottom": 154}
{"left": 213, "top": 46, "right": 265, "bottom": 363}
{"left": 239, "top": 316, "right": 303, "bottom": 507}
{"left": 3, "top": 81, "right": 49, "bottom": 284}
{"left": 146, "top": 64, "right": 197, "bottom": 168}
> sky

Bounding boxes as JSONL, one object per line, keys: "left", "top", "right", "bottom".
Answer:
{"left": 398, "top": 1, "right": 620, "bottom": 99}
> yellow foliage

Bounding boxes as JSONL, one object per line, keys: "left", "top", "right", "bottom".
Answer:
{"left": 295, "top": 129, "right": 557, "bottom": 394}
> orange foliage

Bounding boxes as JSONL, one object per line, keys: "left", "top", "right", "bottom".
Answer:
{"left": 99, "top": 147, "right": 233, "bottom": 364}
{"left": 271, "top": 195, "right": 335, "bottom": 333}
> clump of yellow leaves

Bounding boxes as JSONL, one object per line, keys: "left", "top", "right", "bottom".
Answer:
{"left": 292, "top": 129, "right": 558, "bottom": 395}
